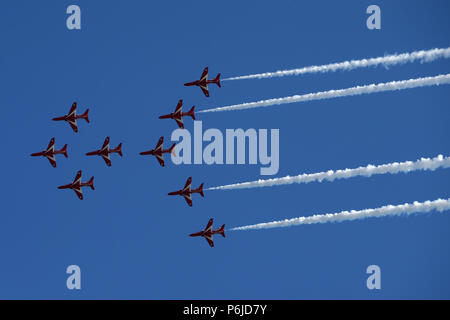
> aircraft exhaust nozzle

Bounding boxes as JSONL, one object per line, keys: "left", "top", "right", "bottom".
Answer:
{"left": 81, "top": 109, "right": 90, "bottom": 123}
{"left": 60, "top": 144, "right": 68, "bottom": 158}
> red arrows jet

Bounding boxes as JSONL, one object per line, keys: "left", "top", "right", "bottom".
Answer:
{"left": 168, "top": 177, "right": 204, "bottom": 207}
{"left": 85, "top": 137, "right": 122, "bottom": 167}
{"left": 52, "top": 102, "right": 89, "bottom": 133}
{"left": 30, "top": 137, "right": 68, "bottom": 168}
{"left": 184, "top": 67, "right": 221, "bottom": 97}
{"left": 57, "top": 170, "right": 94, "bottom": 200}
{"left": 139, "top": 136, "right": 176, "bottom": 167}
{"left": 159, "top": 99, "right": 195, "bottom": 129}
{"left": 189, "top": 218, "right": 225, "bottom": 248}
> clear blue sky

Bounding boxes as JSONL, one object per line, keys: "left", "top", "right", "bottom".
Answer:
{"left": 1, "top": 0, "right": 449, "bottom": 299}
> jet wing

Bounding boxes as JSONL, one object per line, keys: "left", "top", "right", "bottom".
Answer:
{"left": 183, "top": 194, "right": 193, "bottom": 207}
{"left": 155, "top": 154, "right": 165, "bottom": 167}
{"left": 205, "top": 218, "right": 214, "bottom": 233}
{"left": 73, "top": 187, "right": 83, "bottom": 200}
{"left": 73, "top": 170, "right": 82, "bottom": 184}
{"left": 68, "top": 102, "right": 77, "bottom": 117}
{"left": 204, "top": 234, "right": 214, "bottom": 247}
{"left": 46, "top": 154, "right": 57, "bottom": 168}
{"left": 200, "top": 85, "right": 210, "bottom": 97}
{"left": 200, "top": 67, "right": 208, "bottom": 82}
{"left": 175, "top": 117, "right": 184, "bottom": 129}
{"left": 68, "top": 119, "right": 78, "bottom": 133}
{"left": 101, "top": 137, "right": 110, "bottom": 151}
{"left": 101, "top": 153, "right": 112, "bottom": 167}
{"left": 46, "top": 138, "right": 55, "bottom": 152}
{"left": 183, "top": 177, "right": 192, "bottom": 190}
{"left": 174, "top": 100, "right": 183, "bottom": 114}
{"left": 155, "top": 137, "right": 164, "bottom": 151}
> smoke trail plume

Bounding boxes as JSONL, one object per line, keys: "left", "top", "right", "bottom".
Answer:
{"left": 208, "top": 155, "right": 450, "bottom": 191}
{"left": 224, "top": 47, "right": 450, "bottom": 81}
{"left": 230, "top": 198, "right": 450, "bottom": 231}
{"left": 199, "top": 74, "right": 450, "bottom": 113}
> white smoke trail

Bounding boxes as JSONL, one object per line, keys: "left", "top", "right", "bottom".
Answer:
{"left": 208, "top": 155, "right": 450, "bottom": 191}
{"left": 230, "top": 198, "right": 450, "bottom": 231}
{"left": 223, "top": 47, "right": 450, "bottom": 81}
{"left": 198, "top": 74, "right": 450, "bottom": 113}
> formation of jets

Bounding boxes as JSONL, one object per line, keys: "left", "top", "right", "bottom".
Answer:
{"left": 32, "top": 102, "right": 124, "bottom": 200}
{"left": 32, "top": 67, "right": 226, "bottom": 247}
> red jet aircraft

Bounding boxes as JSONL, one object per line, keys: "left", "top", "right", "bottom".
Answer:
{"left": 57, "top": 170, "right": 94, "bottom": 200}
{"left": 30, "top": 137, "right": 68, "bottom": 168}
{"left": 159, "top": 99, "right": 195, "bottom": 129}
{"left": 184, "top": 67, "right": 221, "bottom": 97}
{"left": 139, "top": 136, "right": 176, "bottom": 167}
{"left": 189, "top": 218, "right": 225, "bottom": 248}
{"left": 85, "top": 137, "right": 122, "bottom": 167}
{"left": 168, "top": 177, "right": 204, "bottom": 207}
{"left": 52, "top": 102, "right": 89, "bottom": 133}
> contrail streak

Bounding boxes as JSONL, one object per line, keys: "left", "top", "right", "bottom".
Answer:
{"left": 208, "top": 155, "right": 450, "bottom": 191}
{"left": 198, "top": 74, "right": 450, "bottom": 113}
{"left": 230, "top": 198, "right": 450, "bottom": 231}
{"left": 223, "top": 47, "right": 450, "bottom": 81}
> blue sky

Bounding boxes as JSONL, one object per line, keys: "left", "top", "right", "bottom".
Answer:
{"left": 1, "top": 0, "right": 449, "bottom": 299}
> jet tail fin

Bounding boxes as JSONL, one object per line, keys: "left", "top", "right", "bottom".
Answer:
{"left": 60, "top": 144, "right": 68, "bottom": 158}
{"left": 219, "top": 224, "right": 225, "bottom": 238}
{"left": 87, "top": 176, "right": 95, "bottom": 190}
{"left": 214, "top": 73, "right": 221, "bottom": 87}
{"left": 188, "top": 106, "right": 195, "bottom": 120}
{"left": 115, "top": 143, "right": 123, "bottom": 157}
{"left": 81, "top": 109, "right": 90, "bottom": 123}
